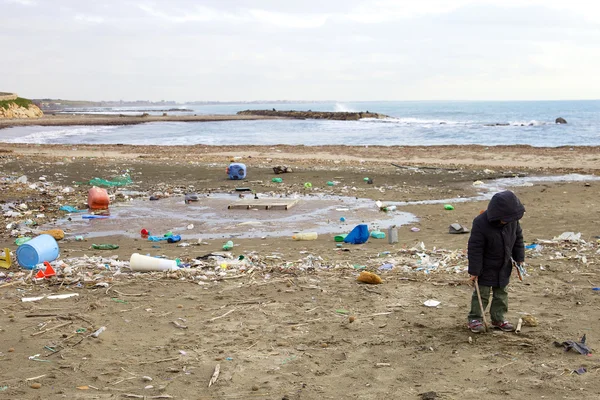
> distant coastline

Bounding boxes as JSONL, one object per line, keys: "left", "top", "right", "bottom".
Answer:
{"left": 0, "top": 113, "right": 282, "bottom": 130}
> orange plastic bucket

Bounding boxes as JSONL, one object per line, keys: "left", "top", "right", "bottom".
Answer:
{"left": 88, "top": 187, "right": 110, "bottom": 209}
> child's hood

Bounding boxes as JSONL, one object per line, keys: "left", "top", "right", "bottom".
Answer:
{"left": 487, "top": 190, "right": 525, "bottom": 222}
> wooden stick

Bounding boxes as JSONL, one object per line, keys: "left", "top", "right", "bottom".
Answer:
{"left": 26, "top": 374, "right": 47, "bottom": 381}
{"left": 113, "top": 289, "right": 145, "bottom": 297}
{"left": 209, "top": 309, "right": 236, "bottom": 322}
{"left": 474, "top": 279, "right": 488, "bottom": 332}
{"left": 138, "top": 357, "right": 179, "bottom": 365}
{"left": 515, "top": 318, "right": 523, "bottom": 334}
{"left": 367, "top": 312, "right": 393, "bottom": 317}
{"left": 246, "top": 342, "right": 258, "bottom": 350}
{"left": 208, "top": 364, "right": 220, "bottom": 387}
{"left": 26, "top": 314, "right": 61, "bottom": 318}
{"left": 31, "top": 321, "right": 73, "bottom": 336}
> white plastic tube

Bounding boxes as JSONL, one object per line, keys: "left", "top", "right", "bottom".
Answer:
{"left": 130, "top": 253, "right": 178, "bottom": 272}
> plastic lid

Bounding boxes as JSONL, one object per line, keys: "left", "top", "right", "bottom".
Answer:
{"left": 16, "top": 244, "right": 39, "bottom": 268}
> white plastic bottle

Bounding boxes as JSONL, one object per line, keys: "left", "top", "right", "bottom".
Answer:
{"left": 292, "top": 232, "right": 318, "bottom": 241}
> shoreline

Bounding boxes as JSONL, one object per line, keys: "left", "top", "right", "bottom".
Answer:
{"left": 0, "top": 113, "right": 283, "bottom": 129}
{"left": 1, "top": 142, "right": 599, "bottom": 171}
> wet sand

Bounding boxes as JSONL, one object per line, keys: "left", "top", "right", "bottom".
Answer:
{"left": 1, "top": 143, "right": 600, "bottom": 399}
{"left": 0, "top": 113, "right": 281, "bottom": 129}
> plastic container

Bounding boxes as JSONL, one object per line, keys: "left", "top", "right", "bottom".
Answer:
{"left": 167, "top": 235, "right": 181, "bottom": 243}
{"left": 292, "top": 232, "right": 318, "bottom": 241}
{"left": 16, "top": 234, "right": 59, "bottom": 269}
{"left": 334, "top": 234, "right": 348, "bottom": 242}
{"left": 370, "top": 231, "right": 386, "bottom": 239}
{"left": 388, "top": 225, "right": 398, "bottom": 244}
{"left": 88, "top": 186, "right": 110, "bottom": 210}
{"left": 383, "top": 205, "right": 397, "bottom": 212}
{"left": 227, "top": 163, "right": 246, "bottom": 180}
{"left": 223, "top": 240, "right": 234, "bottom": 250}
{"left": 272, "top": 178, "right": 283, "bottom": 183}
{"left": 185, "top": 193, "right": 199, "bottom": 204}
{"left": 129, "top": 253, "right": 178, "bottom": 272}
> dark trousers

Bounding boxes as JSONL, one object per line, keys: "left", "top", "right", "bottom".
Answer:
{"left": 468, "top": 285, "right": 509, "bottom": 322}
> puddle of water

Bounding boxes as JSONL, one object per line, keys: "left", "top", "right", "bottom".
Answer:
{"left": 48, "top": 193, "right": 417, "bottom": 240}
{"left": 385, "top": 173, "right": 600, "bottom": 207}
{"left": 40, "top": 173, "right": 599, "bottom": 240}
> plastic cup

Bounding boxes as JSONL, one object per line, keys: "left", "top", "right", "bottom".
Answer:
{"left": 129, "top": 253, "right": 178, "bottom": 272}
{"left": 16, "top": 234, "right": 59, "bottom": 269}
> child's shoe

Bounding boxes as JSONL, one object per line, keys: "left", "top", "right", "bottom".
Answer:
{"left": 468, "top": 319, "right": 485, "bottom": 333}
{"left": 492, "top": 320, "right": 514, "bottom": 331}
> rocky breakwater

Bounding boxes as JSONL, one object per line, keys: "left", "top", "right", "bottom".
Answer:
{"left": 237, "top": 109, "right": 388, "bottom": 121}
{"left": 0, "top": 97, "right": 44, "bottom": 119}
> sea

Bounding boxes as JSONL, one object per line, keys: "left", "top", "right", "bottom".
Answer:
{"left": 0, "top": 100, "right": 598, "bottom": 147}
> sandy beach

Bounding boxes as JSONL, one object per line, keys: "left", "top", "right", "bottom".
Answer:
{"left": 1, "top": 143, "right": 600, "bottom": 399}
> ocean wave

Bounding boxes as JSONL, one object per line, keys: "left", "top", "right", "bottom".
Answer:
{"left": 334, "top": 103, "right": 356, "bottom": 112}
{"left": 508, "top": 120, "right": 547, "bottom": 126}
{"left": 4, "top": 126, "right": 117, "bottom": 144}
{"left": 360, "top": 117, "right": 468, "bottom": 125}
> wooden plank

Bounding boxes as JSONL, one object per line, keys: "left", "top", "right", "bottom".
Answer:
{"left": 228, "top": 199, "right": 299, "bottom": 210}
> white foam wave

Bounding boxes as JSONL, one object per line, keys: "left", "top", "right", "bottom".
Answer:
{"left": 334, "top": 103, "right": 356, "bottom": 112}
{"left": 360, "top": 117, "right": 467, "bottom": 126}
{"left": 4, "top": 126, "right": 117, "bottom": 144}
{"left": 509, "top": 120, "right": 547, "bottom": 126}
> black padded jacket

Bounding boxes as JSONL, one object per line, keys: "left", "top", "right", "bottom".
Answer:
{"left": 467, "top": 190, "right": 525, "bottom": 287}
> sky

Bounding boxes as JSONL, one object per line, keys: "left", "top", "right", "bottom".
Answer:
{"left": 1, "top": 0, "right": 599, "bottom": 102}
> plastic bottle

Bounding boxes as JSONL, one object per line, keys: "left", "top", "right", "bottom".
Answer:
{"left": 223, "top": 240, "right": 234, "bottom": 250}
{"left": 148, "top": 236, "right": 167, "bottom": 242}
{"left": 292, "top": 232, "right": 318, "bottom": 241}
{"left": 326, "top": 181, "right": 335, "bottom": 186}
{"left": 388, "top": 226, "right": 398, "bottom": 244}
{"left": 444, "top": 204, "right": 455, "bottom": 210}
{"left": 92, "top": 244, "right": 120, "bottom": 250}
{"left": 15, "top": 237, "right": 32, "bottom": 246}
{"left": 370, "top": 231, "right": 386, "bottom": 239}
{"left": 272, "top": 178, "right": 283, "bottom": 183}
{"left": 383, "top": 205, "right": 397, "bottom": 212}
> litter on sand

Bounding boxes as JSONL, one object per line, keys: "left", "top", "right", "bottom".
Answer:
{"left": 448, "top": 223, "right": 469, "bottom": 234}
{"left": 423, "top": 300, "right": 441, "bottom": 307}
{"left": 554, "top": 335, "right": 592, "bottom": 355}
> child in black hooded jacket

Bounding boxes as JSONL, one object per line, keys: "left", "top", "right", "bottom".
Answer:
{"left": 467, "top": 190, "right": 525, "bottom": 333}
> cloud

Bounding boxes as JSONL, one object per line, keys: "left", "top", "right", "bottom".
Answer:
{"left": 74, "top": 14, "right": 105, "bottom": 24}
{"left": 5, "top": 0, "right": 35, "bottom": 5}
{"left": 2, "top": 0, "right": 599, "bottom": 101}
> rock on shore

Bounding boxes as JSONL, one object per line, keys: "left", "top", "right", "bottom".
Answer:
{"left": 237, "top": 109, "right": 388, "bottom": 120}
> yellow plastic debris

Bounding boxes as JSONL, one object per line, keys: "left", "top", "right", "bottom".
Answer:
{"left": 0, "top": 248, "right": 11, "bottom": 269}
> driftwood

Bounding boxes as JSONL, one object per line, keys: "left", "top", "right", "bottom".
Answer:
{"left": 208, "top": 364, "right": 220, "bottom": 387}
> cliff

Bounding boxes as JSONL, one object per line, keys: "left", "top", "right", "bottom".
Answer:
{"left": 0, "top": 97, "right": 44, "bottom": 119}
{"left": 236, "top": 109, "right": 388, "bottom": 120}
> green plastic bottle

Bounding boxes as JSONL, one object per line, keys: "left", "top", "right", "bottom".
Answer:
{"left": 15, "top": 237, "right": 32, "bottom": 246}
{"left": 223, "top": 240, "right": 234, "bottom": 251}
{"left": 272, "top": 178, "right": 283, "bottom": 183}
{"left": 92, "top": 244, "right": 120, "bottom": 250}
{"left": 444, "top": 204, "right": 455, "bottom": 210}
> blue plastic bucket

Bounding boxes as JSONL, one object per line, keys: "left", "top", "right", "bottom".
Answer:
{"left": 16, "top": 234, "right": 59, "bottom": 269}
{"left": 228, "top": 163, "right": 247, "bottom": 180}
